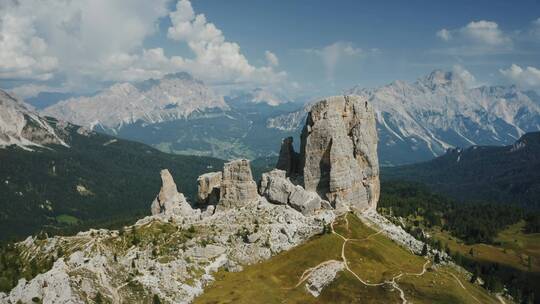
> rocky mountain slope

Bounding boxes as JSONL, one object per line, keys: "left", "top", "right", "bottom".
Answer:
{"left": 42, "top": 72, "right": 228, "bottom": 132}
{"left": 0, "top": 90, "right": 67, "bottom": 149}
{"left": 267, "top": 70, "right": 540, "bottom": 165}
{"left": 383, "top": 131, "right": 540, "bottom": 208}
{"left": 0, "top": 96, "right": 498, "bottom": 304}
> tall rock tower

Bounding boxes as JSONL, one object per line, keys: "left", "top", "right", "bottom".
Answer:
{"left": 279, "top": 95, "right": 379, "bottom": 211}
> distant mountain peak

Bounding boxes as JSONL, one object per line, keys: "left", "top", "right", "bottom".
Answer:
{"left": 42, "top": 73, "right": 227, "bottom": 130}
{"left": 0, "top": 89, "right": 68, "bottom": 149}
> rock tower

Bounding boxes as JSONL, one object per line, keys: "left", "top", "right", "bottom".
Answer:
{"left": 279, "top": 95, "right": 379, "bottom": 211}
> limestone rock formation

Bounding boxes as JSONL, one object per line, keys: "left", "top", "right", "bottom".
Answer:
{"left": 218, "top": 159, "right": 259, "bottom": 208}
{"left": 197, "top": 172, "right": 222, "bottom": 206}
{"left": 259, "top": 169, "right": 330, "bottom": 215}
{"left": 304, "top": 260, "right": 345, "bottom": 297}
{"left": 283, "top": 95, "right": 379, "bottom": 211}
{"left": 150, "top": 169, "right": 193, "bottom": 216}
{"left": 259, "top": 169, "right": 294, "bottom": 205}
{"left": 276, "top": 137, "right": 299, "bottom": 176}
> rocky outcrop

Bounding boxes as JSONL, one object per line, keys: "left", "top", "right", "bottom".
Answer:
{"left": 218, "top": 159, "right": 259, "bottom": 209}
{"left": 259, "top": 169, "right": 330, "bottom": 215}
{"left": 276, "top": 137, "right": 299, "bottom": 177}
{"left": 259, "top": 169, "right": 294, "bottom": 205}
{"left": 150, "top": 169, "right": 193, "bottom": 216}
{"left": 197, "top": 172, "right": 222, "bottom": 206}
{"left": 304, "top": 260, "right": 344, "bottom": 297}
{"left": 0, "top": 89, "right": 68, "bottom": 149}
{"left": 281, "top": 95, "right": 379, "bottom": 212}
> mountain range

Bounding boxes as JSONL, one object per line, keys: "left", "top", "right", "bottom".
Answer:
{"left": 41, "top": 73, "right": 298, "bottom": 160}
{"left": 16, "top": 70, "right": 540, "bottom": 165}
{"left": 269, "top": 70, "right": 540, "bottom": 165}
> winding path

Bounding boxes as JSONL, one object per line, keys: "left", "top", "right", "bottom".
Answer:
{"left": 293, "top": 212, "right": 490, "bottom": 304}
{"left": 294, "top": 212, "right": 431, "bottom": 304}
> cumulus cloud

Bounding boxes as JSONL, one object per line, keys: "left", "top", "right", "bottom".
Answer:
{"left": 0, "top": 0, "right": 285, "bottom": 90}
{"left": 452, "top": 65, "right": 478, "bottom": 88}
{"left": 166, "top": 0, "right": 285, "bottom": 85}
{"left": 500, "top": 64, "right": 540, "bottom": 89}
{"left": 0, "top": 0, "right": 169, "bottom": 85}
{"left": 265, "top": 51, "right": 279, "bottom": 67}
{"left": 306, "top": 42, "right": 366, "bottom": 81}
{"left": 0, "top": 14, "right": 58, "bottom": 80}
{"left": 436, "top": 20, "right": 512, "bottom": 55}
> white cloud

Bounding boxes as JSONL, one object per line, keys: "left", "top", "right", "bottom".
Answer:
{"left": 0, "top": 14, "right": 58, "bottom": 80}
{"left": 436, "top": 29, "right": 452, "bottom": 41}
{"left": 436, "top": 20, "right": 512, "bottom": 55}
{"left": 265, "top": 51, "right": 279, "bottom": 67}
{"left": 500, "top": 64, "right": 540, "bottom": 89}
{"left": 165, "top": 0, "right": 285, "bottom": 85}
{"left": 0, "top": 0, "right": 285, "bottom": 92}
{"left": 307, "top": 42, "right": 365, "bottom": 80}
{"left": 461, "top": 21, "right": 509, "bottom": 46}
{"left": 7, "top": 84, "right": 64, "bottom": 99}
{"left": 0, "top": 0, "right": 169, "bottom": 85}
{"left": 452, "top": 65, "right": 478, "bottom": 88}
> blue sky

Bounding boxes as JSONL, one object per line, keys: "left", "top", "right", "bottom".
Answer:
{"left": 1, "top": 0, "right": 539, "bottom": 99}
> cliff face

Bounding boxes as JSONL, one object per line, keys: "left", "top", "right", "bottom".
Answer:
{"left": 278, "top": 95, "right": 380, "bottom": 211}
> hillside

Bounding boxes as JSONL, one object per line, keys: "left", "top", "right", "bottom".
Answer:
{"left": 377, "top": 180, "right": 539, "bottom": 303}
{"left": 196, "top": 212, "right": 498, "bottom": 304}
{"left": 0, "top": 117, "right": 224, "bottom": 241}
{"left": 382, "top": 132, "right": 540, "bottom": 207}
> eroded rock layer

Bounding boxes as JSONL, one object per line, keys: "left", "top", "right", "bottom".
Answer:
{"left": 280, "top": 95, "right": 379, "bottom": 211}
{"left": 218, "top": 159, "right": 259, "bottom": 209}
{"left": 150, "top": 169, "right": 193, "bottom": 217}
{"left": 197, "top": 171, "right": 222, "bottom": 206}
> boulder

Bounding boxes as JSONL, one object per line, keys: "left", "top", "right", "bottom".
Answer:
{"left": 299, "top": 95, "right": 379, "bottom": 211}
{"left": 288, "top": 186, "right": 324, "bottom": 216}
{"left": 197, "top": 171, "right": 222, "bottom": 206}
{"left": 259, "top": 169, "right": 329, "bottom": 215}
{"left": 218, "top": 159, "right": 259, "bottom": 208}
{"left": 305, "top": 260, "right": 345, "bottom": 297}
{"left": 259, "top": 169, "right": 294, "bottom": 205}
{"left": 150, "top": 169, "right": 193, "bottom": 216}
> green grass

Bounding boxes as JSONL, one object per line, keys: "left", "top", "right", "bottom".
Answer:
{"left": 55, "top": 214, "right": 80, "bottom": 225}
{"left": 195, "top": 213, "right": 498, "bottom": 304}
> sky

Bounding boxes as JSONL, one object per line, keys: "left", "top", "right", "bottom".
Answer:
{"left": 1, "top": 0, "right": 539, "bottom": 100}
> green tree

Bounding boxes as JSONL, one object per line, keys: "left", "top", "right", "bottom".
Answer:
{"left": 421, "top": 244, "right": 428, "bottom": 256}
{"left": 434, "top": 253, "right": 441, "bottom": 264}
{"left": 94, "top": 292, "right": 103, "bottom": 304}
